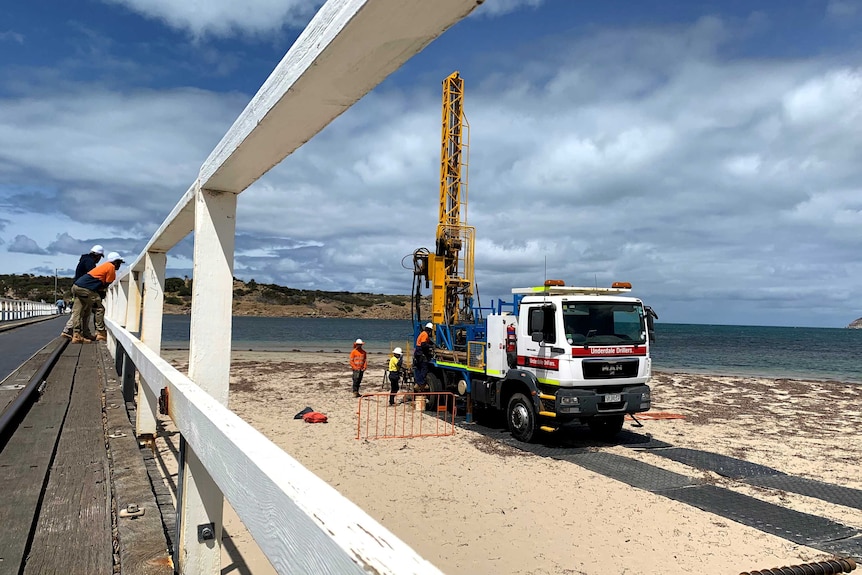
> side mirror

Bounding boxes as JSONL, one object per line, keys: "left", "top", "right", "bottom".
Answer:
{"left": 645, "top": 307, "right": 657, "bottom": 343}
{"left": 531, "top": 331, "right": 544, "bottom": 343}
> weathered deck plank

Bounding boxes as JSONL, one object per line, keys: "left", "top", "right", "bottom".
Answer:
{"left": 23, "top": 344, "right": 113, "bottom": 575}
{"left": 0, "top": 344, "right": 81, "bottom": 573}
{"left": 99, "top": 346, "right": 172, "bottom": 575}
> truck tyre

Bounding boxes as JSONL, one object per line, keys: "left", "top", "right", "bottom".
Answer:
{"left": 587, "top": 414, "right": 625, "bottom": 440}
{"left": 507, "top": 393, "right": 537, "bottom": 443}
{"left": 425, "top": 372, "right": 443, "bottom": 411}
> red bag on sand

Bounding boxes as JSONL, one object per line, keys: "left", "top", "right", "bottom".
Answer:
{"left": 302, "top": 412, "right": 328, "bottom": 423}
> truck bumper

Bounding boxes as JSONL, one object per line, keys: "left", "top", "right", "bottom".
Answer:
{"left": 552, "top": 385, "right": 650, "bottom": 419}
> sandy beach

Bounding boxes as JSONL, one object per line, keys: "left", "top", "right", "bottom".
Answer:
{"left": 157, "top": 350, "right": 862, "bottom": 575}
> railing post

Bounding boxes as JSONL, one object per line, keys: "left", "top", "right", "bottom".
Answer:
{"left": 104, "top": 286, "right": 116, "bottom": 355}
{"left": 137, "top": 251, "right": 166, "bottom": 438}
{"left": 177, "top": 184, "right": 236, "bottom": 574}
{"left": 126, "top": 271, "right": 142, "bottom": 333}
{"left": 120, "top": 272, "right": 143, "bottom": 403}
{"left": 117, "top": 274, "right": 130, "bottom": 328}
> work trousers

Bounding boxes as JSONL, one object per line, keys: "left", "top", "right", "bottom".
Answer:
{"left": 388, "top": 372, "right": 400, "bottom": 404}
{"left": 352, "top": 370, "right": 365, "bottom": 393}
{"left": 70, "top": 285, "right": 100, "bottom": 336}
{"left": 64, "top": 292, "right": 103, "bottom": 334}
{"left": 413, "top": 353, "right": 428, "bottom": 387}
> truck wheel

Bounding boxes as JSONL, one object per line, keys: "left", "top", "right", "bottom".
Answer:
{"left": 587, "top": 415, "right": 625, "bottom": 440}
{"left": 507, "top": 393, "right": 537, "bottom": 443}
{"left": 425, "top": 373, "right": 443, "bottom": 411}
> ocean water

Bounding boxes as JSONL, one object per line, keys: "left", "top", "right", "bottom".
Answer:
{"left": 161, "top": 316, "right": 862, "bottom": 384}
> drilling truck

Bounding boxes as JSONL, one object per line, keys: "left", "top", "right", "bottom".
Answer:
{"left": 409, "top": 72, "right": 656, "bottom": 442}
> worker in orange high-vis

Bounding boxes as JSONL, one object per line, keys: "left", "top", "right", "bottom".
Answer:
{"left": 413, "top": 322, "right": 434, "bottom": 389}
{"left": 70, "top": 252, "right": 124, "bottom": 344}
{"left": 349, "top": 338, "right": 368, "bottom": 397}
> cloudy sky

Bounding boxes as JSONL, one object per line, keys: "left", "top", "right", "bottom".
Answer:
{"left": 1, "top": 0, "right": 861, "bottom": 328}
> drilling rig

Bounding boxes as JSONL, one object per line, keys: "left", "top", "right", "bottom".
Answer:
{"left": 411, "top": 71, "right": 482, "bottom": 353}
{"left": 409, "top": 72, "right": 655, "bottom": 442}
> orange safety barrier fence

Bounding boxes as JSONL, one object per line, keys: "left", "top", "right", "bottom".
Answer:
{"left": 356, "top": 391, "right": 457, "bottom": 440}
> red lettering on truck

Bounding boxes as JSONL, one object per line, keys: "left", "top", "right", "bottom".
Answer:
{"left": 571, "top": 346, "right": 646, "bottom": 357}
{"left": 517, "top": 356, "right": 560, "bottom": 370}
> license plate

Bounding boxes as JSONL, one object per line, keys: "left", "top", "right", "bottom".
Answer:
{"left": 604, "top": 393, "right": 622, "bottom": 403}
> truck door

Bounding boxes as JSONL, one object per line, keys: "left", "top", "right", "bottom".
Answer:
{"left": 522, "top": 304, "right": 558, "bottom": 375}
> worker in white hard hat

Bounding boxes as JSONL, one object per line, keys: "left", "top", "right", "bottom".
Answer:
{"left": 387, "top": 347, "right": 404, "bottom": 405}
{"left": 61, "top": 244, "right": 105, "bottom": 339}
{"left": 349, "top": 338, "right": 367, "bottom": 397}
{"left": 413, "top": 322, "right": 435, "bottom": 389}
{"left": 70, "top": 251, "right": 124, "bottom": 344}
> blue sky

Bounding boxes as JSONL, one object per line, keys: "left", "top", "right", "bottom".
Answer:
{"left": 1, "top": 0, "right": 861, "bottom": 328}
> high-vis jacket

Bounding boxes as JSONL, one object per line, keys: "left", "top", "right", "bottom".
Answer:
{"left": 349, "top": 347, "right": 367, "bottom": 371}
{"left": 74, "top": 261, "right": 117, "bottom": 292}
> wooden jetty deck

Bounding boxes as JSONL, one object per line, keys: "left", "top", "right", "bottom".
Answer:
{"left": 0, "top": 338, "right": 171, "bottom": 575}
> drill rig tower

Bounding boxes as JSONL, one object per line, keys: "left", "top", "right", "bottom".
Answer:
{"left": 413, "top": 71, "right": 478, "bottom": 350}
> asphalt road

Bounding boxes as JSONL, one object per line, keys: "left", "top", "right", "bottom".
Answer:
{"left": 0, "top": 316, "right": 66, "bottom": 383}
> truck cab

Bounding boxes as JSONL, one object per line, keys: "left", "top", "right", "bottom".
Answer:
{"left": 479, "top": 283, "right": 653, "bottom": 441}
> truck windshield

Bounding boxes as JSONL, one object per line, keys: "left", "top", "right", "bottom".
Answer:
{"left": 562, "top": 302, "right": 646, "bottom": 345}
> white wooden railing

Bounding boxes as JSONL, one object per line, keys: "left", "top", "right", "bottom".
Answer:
{"left": 103, "top": 1, "right": 479, "bottom": 573}
{"left": 0, "top": 298, "right": 57, "bottom": 322}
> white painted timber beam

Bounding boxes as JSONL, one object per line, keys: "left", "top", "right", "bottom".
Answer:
{"left": 137, "top": 251, "right": 167, "bottom": 436}
{"left": 125, "top": 270, "right": 142, "bottom": 332}
{"left": 105, "top": 319, "right": 446, "bottom": 575}
{"left": 179, "top": 185, "right": 237, "bottom": 573}
{"left": 200, "top": 0, "right": 482, "bottom": 193}
{"left": 120, "top": 183, "right": 196, "bottom": 281}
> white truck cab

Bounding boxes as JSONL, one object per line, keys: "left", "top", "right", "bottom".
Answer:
{"left": 475, "top": 282, "right": 654, "bottom": 441}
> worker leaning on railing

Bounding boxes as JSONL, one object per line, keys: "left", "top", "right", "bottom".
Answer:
{"left": 61, "top": 244, "right": 104, "bottom": 338}
{"left": 69, "top": 252, "right": 125, "bottom": 344}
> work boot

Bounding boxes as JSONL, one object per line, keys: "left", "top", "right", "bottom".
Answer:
{"left": 60, "top": 330, "right": 72, "bottom": 339}
{"left": 70, "top": 333, "right": 89, "bottom": 344}
{"left": 353, "top": 391, "right": 360, "bottom": 398}
{"left": 95, "top": 331, "right": 108, "bottom": 341}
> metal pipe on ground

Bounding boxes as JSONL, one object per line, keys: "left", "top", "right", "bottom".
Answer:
{"left": 0, "top": 338, "right": 70, "bottom": 450}
{"left": 740, "top": 557, "right": 857, "bottom": 575}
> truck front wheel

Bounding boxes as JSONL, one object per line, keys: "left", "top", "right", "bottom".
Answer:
{"left": 507, "top": 393, "right": 537, "bottom": 443}
{"left": 587, "top": 414, "right": 625, "bottom": 440}
{"left": 425, "top": 372, "right": 443, "bottom": 411}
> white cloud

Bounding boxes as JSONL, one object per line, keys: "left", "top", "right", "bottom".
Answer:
{"left": 9, "top": 235, "right": 47, "bottom": 255}
{"left": 826, "top": 0, "right": 860, "bottom": 18}
{"left": 473, "top": 0, "right": 545, "bottom": 17}
{"left": 0, "top": 85, "right": 247, "bottom": 233}
{"left": 100, "top": 0, "right": 324, "bottom": 38}
{"left": 0, "top": 31, "right": 25, "bottom": 44}
{"left": 782, "top": 69, "right": 862, "bottom": 125}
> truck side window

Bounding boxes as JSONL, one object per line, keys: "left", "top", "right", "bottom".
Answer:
{"left": 529, "top": 305, "right": 556, "bottom": 344}
{"left": 528, "top": 308, "right": 543, "bottom": 341}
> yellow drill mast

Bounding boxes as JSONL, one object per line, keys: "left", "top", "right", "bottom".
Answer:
{"left": 430, "top": 71, "right": 476, "bottom": 327}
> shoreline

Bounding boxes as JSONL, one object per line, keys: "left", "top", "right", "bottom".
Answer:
{"left": 161, "top": 346, "right": 862, "bottom": 385}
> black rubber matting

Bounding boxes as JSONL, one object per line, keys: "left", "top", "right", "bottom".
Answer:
{"left": 817, "top": 535, "right": 862, "bottom": 560}
{"left": 651, "top": 447, "right": 785, "bottom": 479}
{"left": 464, "top": 420, "right": 665, "bottom": 450}
{"left": 463, "top": 419, "right": 861, "bottom": 558}
{"left": 747, "top": 475, "right": 862, "bottom": 511}
{"left": 556, "top": 451, "right": 697, "bottom": 491}
{"left": 664, "top": 484, "right": 858, "bottom": 546}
